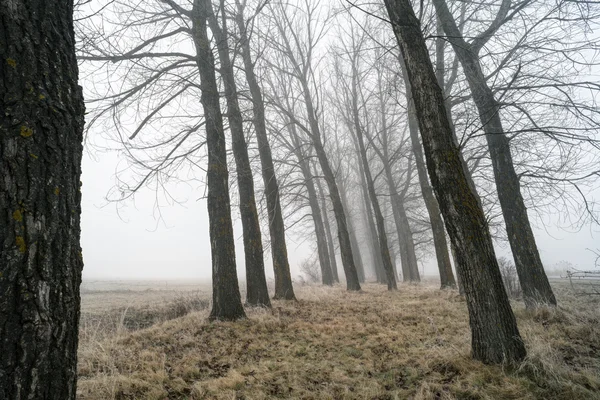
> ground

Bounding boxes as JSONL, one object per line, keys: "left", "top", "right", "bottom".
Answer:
{"left": 77, "top": 279, "right": 600, "bottom": 399}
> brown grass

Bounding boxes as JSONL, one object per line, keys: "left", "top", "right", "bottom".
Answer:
{"left": 77, "top": 281, "right": 600, "bottom": 400}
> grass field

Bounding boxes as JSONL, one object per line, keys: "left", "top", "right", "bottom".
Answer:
{"left": 77, "top": 279, "right": 600, "bottom": 399}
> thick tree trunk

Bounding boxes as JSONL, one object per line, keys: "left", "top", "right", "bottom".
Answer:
{"left": 433, "top": 0, "right": 556, "bottom": 308}
{"left": 350, "top": 77, "right": 397, "bottom": 290}
{"left": 287, "top": 124, "right": 334, "bottom": 285}
{"left": 207, "top": 4, "right": 270, "bottom": 308}
{"left": 338, "top": 179, "right": 366, "bottom": 282}
{"left": 0, "top": 1, "right": 84, "bottom": 397}
{"left": 300, "top": 83, "right": 361, "bottom": 291}
{"left": 193, "top": 0, "right": 245, "bottom": 321}
{"left": 315, "top": 173, "right": 340, "bottom": 283}
{"left": 384, "top": 0, "right": 526, "bottom": 364}
{"left": 234, "top": 1, "right": 295, "bottom": 300}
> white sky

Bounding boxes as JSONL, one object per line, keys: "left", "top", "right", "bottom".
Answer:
{"left": 80, "top": 147, "right": 599, "bottom": 281}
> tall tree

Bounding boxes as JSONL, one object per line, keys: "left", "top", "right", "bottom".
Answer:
{"left": 348, "top": 60, "right": 398, "bottom": 290}
{"left": 267, "top": 1, "right": 361, "bottom": 290}
{"left": 192, "top": 0, "right": 245, "bottom": 320}
{"left": 235, "top": 0, "right": 296, "bottom": 300}
{"left": 207, "top": 0, "right": 270, "bottom": 307}
{"left": 403, "top": 68, "right": 456, "bottom": 288}
{"left": 336, "top": 166, "right": 367, "bottom": 282}
{"left": 286, "top": 120, "right": 335, "bottom": 286}
{"left": 369, "top": 63, "right": 420, "bottom": 283}
{"left": 433, "top": 0, "right": 556, "bottom": 307}
{"left": 314, "top": 171, "right": 341, "bottom": 283}
{"left": 383, "top": 0, "right": 527, "bottom": 364}
{"left": 0, "top": 0, "right": 85, "bottom": 397}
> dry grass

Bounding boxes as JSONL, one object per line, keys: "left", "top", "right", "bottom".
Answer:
{"left": 77, "top": 280, "right": 600, "bottom": 400}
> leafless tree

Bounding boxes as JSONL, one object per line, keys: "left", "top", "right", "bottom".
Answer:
{"left": 383, "top": 0, "right": 527, "bottom": 364}
{"left": 263, "top": 0, "right": 361, "bottom": 290}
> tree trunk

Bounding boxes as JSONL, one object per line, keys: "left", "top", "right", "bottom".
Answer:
{"left": 234, "top": 0, "right": 295, "bottom": 300}
{"left": 193, "top": 0, "right": 245, "bottom": 321}
{"left": 300, "top": 82, "right": 361, "bottom": 291}
{"left": 396, "top": 195, "right": 421, "bottom": 283}
{"left": 382, "top": 197, "right": 400, "bottom": 280}
{"left": 314, "top": 172, "right": 340, "bottom": 283}
{"left": 350, "top": 73, "right": 397, "bottom": 290}
{"left": 384, "top": 0, "right": 526, "bottom": 364}
{"left": 372, "top": 70, "right": 420, "bottom": 284}
{"left": 433, "top": 0, "right": 556, "bottom": 308}
{"left": 207, "top": 3, "right": 270, "bottom": 308}
{"left": 0, "top": 1, "right": 84, "bottom": 397}
{"left": 338, "top": 178, "right": 366, "bottom": 282}
{"left": 288, "top": 125, "right": 334, "bottom": 286}
{"left": 401, "top": 54, "right": 456, "bottom": 289}
{"left": 359, "top": 167, "right": 386, "bottom": 283}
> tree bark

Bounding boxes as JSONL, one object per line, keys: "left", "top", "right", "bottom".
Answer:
{"left": 234, "top": 0, "right": 295, "bottom": 300}
{"left": 399, "top": 52, "right": 456, "bottom": 288}
{"left": 193, "top": 0, "right": 245, "bottom": 321}
{"left": 384, "top": 0, "right": 526, "bottom": 364}
{"left": 433, "top": 0, "right": 556, "bottom": 308}
{"left": 207, "top": 2, "right": 270, "bottom": 308}
{"left": 314, "top": 172, "right": 340, "bottom": 283}
{"left": 0, "top": 1, "right": 84, "bottom": 398}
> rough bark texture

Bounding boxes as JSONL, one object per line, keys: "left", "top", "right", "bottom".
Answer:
{"left": 433, "top": 0, "right": 556, "bottom": 308}
{"left": 193, "top": 0, "right": 245, "bottom": 321}
{"left": 288, "top": 127, "right": 334, "bottom": 286}
{"left": 350, "top": 73, "right": 397, "bottom": 290}
{"left": 207, "top": 4, "right": 270, "bottom": 308}
{"left": 315, "top": 173, "right": 340, "bottom": 283}
{"left": 384, "top": 0, "right": 526, "bottom": 364}
{"left": 235, "top": 1, "right": 295, "bottom": 300}
{"left": 0, "top": 1, "right": 84, "bottom": 397}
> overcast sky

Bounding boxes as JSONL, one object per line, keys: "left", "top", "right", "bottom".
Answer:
{"left": 80, "top": 147, "right": 599, "bottom": 282}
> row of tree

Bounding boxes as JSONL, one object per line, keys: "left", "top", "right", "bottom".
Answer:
{"left": 1, "top": 0, "right": 599, "bottom": 397}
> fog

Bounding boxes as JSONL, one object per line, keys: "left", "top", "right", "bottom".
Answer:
{"left": 81, "top": 149, "right": 598, "bottom": 281}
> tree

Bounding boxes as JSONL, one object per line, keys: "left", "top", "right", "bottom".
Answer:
{"left": 433, "top": 0, "right": 556, "bottom": 308}
{"left": 234, "top": 0, "right": 296, "bottom": 300}
{"left": 383, "top": 0, "right": 527, "bottom": 364}
{"left": 1, "top": 0, "right": 85, "bottom": 397}
{"left": 265, "top": 0, "right": 361, "bottom": 290}
{"left": 340, "top": 37, "right": 398, "bottom": 289}
{"left": 313, "top": 166, "right": 341, "bottom": 283}
{"left": 192, "top": 0, "right": 246, "bottom": 320}
{"left": 404, "top": 59, "right": 456, "bottom": 288}
{"left": 207, "top": 0, "right": 271, "bottom": 307}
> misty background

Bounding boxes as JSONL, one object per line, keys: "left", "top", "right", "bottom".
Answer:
{"left": 80, "top": 149, "right": 598, "bottom": 280}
